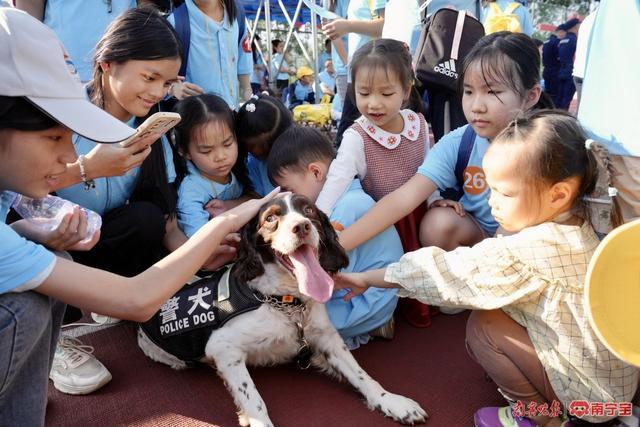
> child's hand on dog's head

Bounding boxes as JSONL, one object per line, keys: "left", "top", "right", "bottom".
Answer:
{"left": 219, "top": 187, "right": 288, "bottom": 230}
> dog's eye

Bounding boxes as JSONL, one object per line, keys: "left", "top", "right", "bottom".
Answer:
{"left": 303, "top": 205, "right": 314, "bottom": 216}
{"left": 266, "top": 214, "right": 278, "bottom": 223}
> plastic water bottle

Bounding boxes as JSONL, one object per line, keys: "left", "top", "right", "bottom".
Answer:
{"left": 11, "top": 194, "right": 102, "bottom": 244}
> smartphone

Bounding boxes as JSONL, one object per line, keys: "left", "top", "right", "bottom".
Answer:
{"left": 119, "top": 112, "right": 182, "bottom": 147}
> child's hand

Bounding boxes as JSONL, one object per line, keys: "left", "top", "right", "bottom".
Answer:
{"left": 170, "top": 80, "right": 204, "bottom": 100}
{"left": 205, "top": 198, "right": 230, "bottom": 219}
{"left": 334, "top": 272, "right": 370, "bottom": 301}
{"left": 430, "top": 199, "right": 465, "bottom": 217}
{"left": 322, "top": 18, "right": 349, "bottom": 40}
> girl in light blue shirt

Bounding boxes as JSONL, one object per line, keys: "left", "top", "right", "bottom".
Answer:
{"left": 271, "top": 39, "right": 296, "bottom": 94}
{"left": 173, "top": 94, "right": 253, "bottom": 237}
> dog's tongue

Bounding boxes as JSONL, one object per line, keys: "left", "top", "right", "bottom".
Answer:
{"left": 288, "top": 245, "right": 334, "bottom": 303}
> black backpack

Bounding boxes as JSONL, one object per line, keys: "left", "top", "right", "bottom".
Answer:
{"left": 414, "top": 6, "right": 485, "bottom": 92}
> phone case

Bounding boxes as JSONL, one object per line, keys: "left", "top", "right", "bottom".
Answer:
{"left": 119, "top": 112, "right": 182, "bottom": 147}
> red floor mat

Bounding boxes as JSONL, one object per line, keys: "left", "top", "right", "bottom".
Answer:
{"left": 45, "top": 312, "right": 503, "bottom": 426}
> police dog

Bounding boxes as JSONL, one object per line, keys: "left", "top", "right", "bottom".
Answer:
{"left": 138, "top": 194, "right": 427, "bottom": 427}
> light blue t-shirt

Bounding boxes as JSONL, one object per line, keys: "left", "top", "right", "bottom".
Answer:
{"left": 318, "top": 70, "right": 336, "bottom": 93}
{"left": 271, "top": 52, "right": 290, "bottom": 81}
{"left": 293, "top": 81, "right": 313, "bottom": 102}
{"left": 177, "top": 162, "right": 244, "bottom": 238}
{"left": 56, "top": 123, "right": 176, "bottom": 216}
{"left": 0, "top": 191, "right": 55, "bottom": 294}
{"left": 318, "top": 51, "right": 331, "bottom": 72}
{"left": 44, "top": 0, "right": 136, "bottom": 82}
{"left": 168, "top": 0, "right": 252, "bottom": 109}
{"left": 578, "top": 0, "right": 639, "bottom": 156}
{"left": 346, "top": 0, "right": 386, "bottom": 83}
{"left": 326, "top": 0, "right": 349, "bottom": 77}
{"left": 326, "top": 180, "right": 400, "bottom": 345}
{"left": 417, "top": 125, "right": 497, "bottom": 235}
{"left": 246, "top": 154, "right": 276, "bottom": 197}
{"left": 481, "top": 0, "right": 534, "bottom": 36}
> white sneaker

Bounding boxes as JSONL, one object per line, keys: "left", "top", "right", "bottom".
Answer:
{"left": 91, "top": 312, "right": 122, "bottom": 325}
{"left": 49, "top": 335, "right": 112, "bottom": 395}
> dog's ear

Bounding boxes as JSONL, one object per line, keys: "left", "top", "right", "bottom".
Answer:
{"left": 234, "top": 216, "right": 265, "bottom": 282}
{"left": 315, "top": 208, "right": 349, "bottom": 273}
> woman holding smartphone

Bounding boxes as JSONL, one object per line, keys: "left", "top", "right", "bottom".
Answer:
{"left": 0, "top": 8, "right": 279, "bottom": 425}
{"left": 51, "top": 8, "right": 237, "bottom": 394}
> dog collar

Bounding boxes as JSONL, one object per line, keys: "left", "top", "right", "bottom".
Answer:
{"left": 259, "top": 294, "right": 306, "bottom": 317}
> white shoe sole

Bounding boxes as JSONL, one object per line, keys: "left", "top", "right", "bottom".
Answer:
{"left": 439, "top": 307, "right": 466, "bottom": 315}
{"left": 91, "top": 313, "right": 122, "bottom": 325}
{"left": 50, "top": 370, "right": 112, "bottom": 395}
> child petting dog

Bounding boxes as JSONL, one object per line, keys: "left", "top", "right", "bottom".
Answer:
{"left": 335, "top": 110, "right": 639, "bottom": 427}
{"left": 267, "top": 126, "right": 402, "bottom": 348}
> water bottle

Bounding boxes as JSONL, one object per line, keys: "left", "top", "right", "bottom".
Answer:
{"left": 11, "top": 194, "right": 102, "bottom": 244}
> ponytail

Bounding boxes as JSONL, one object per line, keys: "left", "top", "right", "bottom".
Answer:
{"left": 585, "top": 140, "right": 624, "bottom": 229}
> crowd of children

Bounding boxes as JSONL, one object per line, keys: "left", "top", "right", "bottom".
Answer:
{"left": 1, "top": 1, "right": 639, "bottom": 427}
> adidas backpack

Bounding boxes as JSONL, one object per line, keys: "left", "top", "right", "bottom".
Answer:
{"left": 414, "top": 8, "right": 485, "bottom": 92}
{"left": 484, "top": 2, "right": 523, "bottom": 34}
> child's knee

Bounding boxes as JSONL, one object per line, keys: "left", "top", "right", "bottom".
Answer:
{"left": 419, "top": 207, "right": 461, "bottom": 248}
{"left": 465, "top": 310, "right": 503, "bottom": 354}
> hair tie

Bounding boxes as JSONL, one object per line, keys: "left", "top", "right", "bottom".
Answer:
{"left": 608, "top": 186, "right": 618, "bottom": 197}
{"left": 246, "top": 103, "right": 256, "bottom": 113}
{"left": 585, "top": 139, "right": 594, "bottom": 150}
{"left": 251, "top": 94, "right": 259, "bottom": 100}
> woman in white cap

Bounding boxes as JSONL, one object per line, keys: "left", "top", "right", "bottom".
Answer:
{"left": 0, "top": 8, "right": 278, "bottom": 425}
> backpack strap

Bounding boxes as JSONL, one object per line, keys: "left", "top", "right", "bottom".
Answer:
{"left": 506, "top": 2, "right": 520, "bottom": 13}
{"left": 174, "top": 3, "right": 190, "bottom": 78}
{"left": 453, "top": 125, "right": 476, "bottom": 199}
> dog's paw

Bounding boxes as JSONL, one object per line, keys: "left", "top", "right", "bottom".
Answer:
{"left": 370, "top": 393, "right": 428, "bottom": 425}
{"left": 237, "top": 413, "right": 274, "bottom": 427}
{"left": 238, "top": 412, "right": 250, "bottom": 426}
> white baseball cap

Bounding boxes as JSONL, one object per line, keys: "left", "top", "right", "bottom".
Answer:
{"left": 0, "top": 8, "right": 135, "bottom": 143}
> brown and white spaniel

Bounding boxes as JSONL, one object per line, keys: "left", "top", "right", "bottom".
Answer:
{"left": 138, "top": 194, "right": 427, "bottom": 427}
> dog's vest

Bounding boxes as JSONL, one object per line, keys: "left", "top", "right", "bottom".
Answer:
{"left": 140, "top": 264, "right": 264, "bottom": 363}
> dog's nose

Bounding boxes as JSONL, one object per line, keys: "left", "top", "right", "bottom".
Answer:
{"left": 292, "top": 220, "right": 311, "bottom": 238}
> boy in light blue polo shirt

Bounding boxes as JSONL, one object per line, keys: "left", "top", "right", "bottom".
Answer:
{"left": 267, "top": 126, "right": 401, "bottom": 348}
{"left": 40, "top": 0, "right": 136, "bottom": 82}
{"left": 418, "top": 124, "right": 497, "bottom": 236}
{"left": 168, "top": 0, "right": 252, "bottom": 109}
